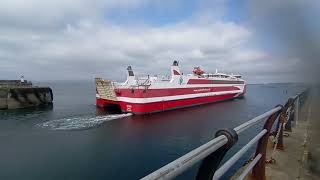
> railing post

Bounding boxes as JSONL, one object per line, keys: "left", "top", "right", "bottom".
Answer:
{"left": 251, "top": 105, "right": 282, "bottom": 180}
{"left": 284, "top": 110, "right": 294, "bottom": 132}
{"left": 276, "top": 120, "right": 285, "bottom": 150}
{"left": 196, "top": 129, "right": 238, "bottom": 180}
{"left": 294, "top": 95, "right": 299, "bottom": 126}
{"left": 276, "top": 98, "right": 295, "bottom": 150}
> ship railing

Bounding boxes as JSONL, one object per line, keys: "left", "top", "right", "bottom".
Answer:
{"left": 141, "top": 90, "right": 307, "bottom": 180}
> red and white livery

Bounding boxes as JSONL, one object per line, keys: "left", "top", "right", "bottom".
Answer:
{"left": 95, "top": 61, "right": 246, "bottom": 114}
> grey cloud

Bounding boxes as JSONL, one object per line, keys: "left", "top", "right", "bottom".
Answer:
{"left": 0, "top": 0, "right": 313, "bottom": 83}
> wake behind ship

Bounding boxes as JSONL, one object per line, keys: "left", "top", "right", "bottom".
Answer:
{"left": 95, "top": 61, "right": 246, "bottom": 114}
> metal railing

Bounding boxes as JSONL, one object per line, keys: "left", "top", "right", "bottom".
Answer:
{"left": 141, "top": 90, "right": 307, "bottom": 180}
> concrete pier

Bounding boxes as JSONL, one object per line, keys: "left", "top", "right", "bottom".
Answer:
{"left": 0, "top": 80, "right": 53, "bottom": 109}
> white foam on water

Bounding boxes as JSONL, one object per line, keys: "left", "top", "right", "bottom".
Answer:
{"left": 39, "top": 113, "right": 132, "bottom": 130}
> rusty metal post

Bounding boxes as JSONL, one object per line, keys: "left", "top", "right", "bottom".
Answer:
{"left": 196, "top": 129, "right": 238, "bottom": 180}
{"left": 276, "top": 121, "right": 285, "bottom": 150}
{"left": 294, "top": 95, "right": 300, "bottom": 126}
{"left": 251, "top": 105, "right": 282, "bottom": 180}
{"left": 276, "top": 98, "right": 295, "bottom": 150}
{"left": 284, "top": 110, "right": 294, "bottom": 132}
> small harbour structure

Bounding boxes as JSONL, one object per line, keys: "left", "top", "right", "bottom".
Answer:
{"left": 0, "top": 77, "right": 53, "bottom": 109}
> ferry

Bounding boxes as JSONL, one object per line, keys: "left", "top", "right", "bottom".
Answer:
{"left": 95, "top": 61, "right": 246, "bottom": 114}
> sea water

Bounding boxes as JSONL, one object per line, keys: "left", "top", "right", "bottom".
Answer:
{"left": 0, "top": 81, "right": 305, "bottom": 179}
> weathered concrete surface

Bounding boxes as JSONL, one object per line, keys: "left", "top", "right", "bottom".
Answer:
{"left": 0, "top": 87, "right": 53, "bottom": 109}
{"left": 0, "top": 88, "right": 9, "bottom": 109}
{"left": 305, "top": 87, "right": 320, "bottom": 179}
{"left": 263, "top": 122, "right": 313, "bottom": 180}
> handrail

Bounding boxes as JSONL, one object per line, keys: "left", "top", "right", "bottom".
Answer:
{"left": 212, "top": 129, "right": 267, "bottom": 180}
{"left": 141, "top": 91, "right": 306, "bottom": 180}
{"left": 141, "top": 108, "right": 281, "bottom": 180}
{"left": 237, "top": 154, "right": 262, "bottom": 180}
{"left": 233, "top": 106, "right": 282, "bottom": 134}
{"left": 140, "top": 135, "right": 228, "bottom": 180}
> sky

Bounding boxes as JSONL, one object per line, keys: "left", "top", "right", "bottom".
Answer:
{"left": 0, "top": 0, "right": 319, "bottom": 83}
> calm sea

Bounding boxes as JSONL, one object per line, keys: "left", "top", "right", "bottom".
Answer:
{"left": 0, "top": 81, "right": 305, "bottom": 180}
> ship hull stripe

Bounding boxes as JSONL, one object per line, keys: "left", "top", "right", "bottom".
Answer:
{"left": 116, "top": 86, "right": 242, "bottom": 98}
{"left": 96, "top": 93, "right": 241, "bottom": 114}
{"left": 99, "top": 90, "right": 242, "bottom": 104}
{"left": 187, "top": 79, "right": 245, "bottom": 84}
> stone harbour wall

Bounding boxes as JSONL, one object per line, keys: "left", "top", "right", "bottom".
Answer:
{"left": 0, "top": 87, "right": 53, "bottom": 110}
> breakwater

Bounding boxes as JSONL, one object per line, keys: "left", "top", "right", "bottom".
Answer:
{"left": 0, "top": 80, "right": 53, "bottom": 109}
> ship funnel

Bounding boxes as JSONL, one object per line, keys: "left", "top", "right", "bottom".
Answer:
{"left": 171, "top": 60, "right": 181, "bottom": 76}
{"left": 172, "top": 60, "right": 179, "bottom": 66}
{"left": 127, "top": 66, "right": 134, "bottom": 77}
{"left": 20, "top": 75, "right": 25, "bottom": 83}
{"left": 126, "top": 66, "right": 136, "bottom": 85}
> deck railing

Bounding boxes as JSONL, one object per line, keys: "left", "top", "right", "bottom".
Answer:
{"left": 141, "top": 90, "right": 307, "bottom": 180}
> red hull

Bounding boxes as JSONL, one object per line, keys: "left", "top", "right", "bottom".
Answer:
{"left": 96, "top": 93, "right": 239, "bottom": 114}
